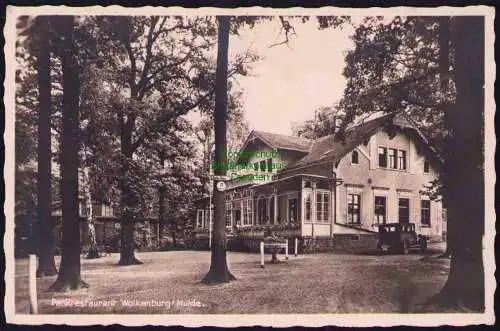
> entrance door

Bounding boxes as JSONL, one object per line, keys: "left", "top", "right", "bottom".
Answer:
{"left": 398, "top": 198, "right": 410, "bottom": 224}
{"left": 234, "top": 210, "right": 241, "bottom": 227}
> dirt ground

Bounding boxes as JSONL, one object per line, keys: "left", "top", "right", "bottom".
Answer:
{"left": 14, "top": 244, "right": 453, "bottom": 314}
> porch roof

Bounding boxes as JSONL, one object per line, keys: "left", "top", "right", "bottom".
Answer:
{"left": 237, "top": 131, "right": 313, "bottom": 161}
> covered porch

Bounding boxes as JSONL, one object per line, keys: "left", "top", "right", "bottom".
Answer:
{"left": 195, "top": 173, "right": 338, "bottom": 239}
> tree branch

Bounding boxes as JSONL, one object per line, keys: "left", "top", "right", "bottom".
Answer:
{"left": 136, "top": 17, "right": 160, "bottom": 99}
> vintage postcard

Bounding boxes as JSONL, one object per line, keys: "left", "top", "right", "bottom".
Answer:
{"left": 3, "top": 5, "right": 495, "bottom": 327}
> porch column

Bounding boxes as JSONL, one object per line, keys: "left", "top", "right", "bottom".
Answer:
{"left": 311, "top": 181, "right": 316, "bottom": 238}
{"left": 330, "top": 180, "right": 334, "bottom": 237}
{"left": 273, "top": 185, "right": 278, "bottom": 224}
{"left": 300, "top": 179, "right": 305, "bottom": 223}
{"left": 240, "top": 199, "right": 243, "bottom": 226}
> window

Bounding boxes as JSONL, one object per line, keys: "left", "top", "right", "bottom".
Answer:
{"left": 204, "top": 209, "right": 212, "bottom": 228}
{"left": 316, "top": 191, "right": 330, "bottom": 222}
{"left": 260, "top": 160, "right": 266, "bottom": 172}
{"left": 253, "top": 162, "right": 259, "bottom": 171}
{"left": 197, "top": 209, "right": 204, "bottom": 228}
{"left": 347, "top": 194, "right": 361, "bottom": 224}
{"left": 424, "top": 159, "right": 430, "bottom": 173}
{"left": 398, "top": 198, "right": 410, "bottom": 223}
{"left": 288, "top": 198, "right": 298, "bottom": 223}
{"left": 243, "top": 199, "right": 252, "bottom": 226}
{"left": 257, "top": 197, "right": 267, "bottom": 225}
{"left": 374, "top": 196, "right": 387, "bottom": 224}
{"left": 267, "top": 158, "right": 273, "bottom": 172}
{"left": 351, "top": 150, "right": 359, "bottom": 164}
{"left": 398, "top": 150, "right": 407, "bottom": 170}
{"left": 104, "top": 205, "right": 114, "bottom": 217}
{"left": 304, "top": 192, "right": 312, "bottom": 221}
{"left": 378, "top": 147, "right": 387, "bottom": 168}
{"left": 421, "top": 200, "right": 431, "bottom": 226}
{"left": 225, "top": 202, "right": 232, "bottom": 227}
{"left": 388, "top": 148, "right": 397, "bottom": 169}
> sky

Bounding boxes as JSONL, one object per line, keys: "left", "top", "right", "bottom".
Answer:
{"left": 186, "top": 18, "right": 356, "bottom": 136}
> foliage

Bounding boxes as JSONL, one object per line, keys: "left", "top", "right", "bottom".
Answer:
{"left": 338, "top": 17, "right": 452, "bottom": 149}
{"left": 292, "top": 106, "right": 343, "bottom": 139}
{"left": 293, "top": 17, "right": 451, "bottom": 199}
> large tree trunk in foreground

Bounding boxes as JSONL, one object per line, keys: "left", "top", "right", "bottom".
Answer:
{"left": 81, "top": 149, "right": 99, "bottom": 259}
{"left": 118, "top": 141, "right": 142, "bottom": 265}
{"left": 35, "top": 16, "right": 57, "bottom": 278}
{"left": 118, "top": 182, "right": 142, "bottom": 265}
{"left": 433, "top": 16, "right": 485, "bottom": 311}
{"left": 158, "top": 185, "right": 166, "bottom": 243}
{"left": 49, "top": 15, "right": 87, "bottom": 291}
{"left": 157, "top": 149, "right": 167, "bottom": 244}
{"left": 437, "top": 16, "right": 451, "bottom": 258}
{"left": 202, "top": 15, "right": 236, "bottom": 284}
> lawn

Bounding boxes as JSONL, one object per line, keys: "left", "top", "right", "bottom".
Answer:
{"left": 15, "top": 247, "right": 452, "bottom": 314}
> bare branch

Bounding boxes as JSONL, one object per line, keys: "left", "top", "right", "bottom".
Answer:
{"left": 268, "top": 16, "right": 297, "bottom": 48}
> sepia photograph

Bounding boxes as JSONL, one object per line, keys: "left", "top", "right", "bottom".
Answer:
{"left": 3, "top": 5, "right": 495, "bottom": 327}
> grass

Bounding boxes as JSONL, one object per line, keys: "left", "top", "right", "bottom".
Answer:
{"left": 15, "top": 247, "right": 453, "bottom": 314}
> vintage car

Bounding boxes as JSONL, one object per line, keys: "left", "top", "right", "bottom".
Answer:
{"left": 376, "top": 223, "right": 428, "bottom": 254}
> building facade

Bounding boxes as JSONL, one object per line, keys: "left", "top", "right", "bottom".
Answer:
{"left": 195, "top": 112, "right": 446, "bottom": 252}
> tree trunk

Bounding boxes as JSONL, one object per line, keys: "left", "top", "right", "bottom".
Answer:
{"left": 49, "top": 15, "right": 87, "bottom": 291}
{"left": 438, "top": 16, "right": 451, "bottom": 258}
{"left": 157, "top": 149, "right": 166, "bottom": 244}
{"left": 201, "top": 16, "right": 236, "bottom": 284}
{"left": 172, "top": 228, "right": 177, "bottom": 247}
{"left": 433, "top": 16, "right": 485, "bottom": 312}
{"left": 158, "top": 186, "right": 165, "bottom": 243}
{"left": 118, "top": 135, "right": 142, "bottom": 265}
{"left": 35, "top": 16, "right": 58, "bottom": 278}
{"left": 81, "top": 148, "right": 99, "bottom": 259}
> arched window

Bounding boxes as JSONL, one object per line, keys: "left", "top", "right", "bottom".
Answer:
{"left": 351, "top": 150, "right": 359, "bottom": 164}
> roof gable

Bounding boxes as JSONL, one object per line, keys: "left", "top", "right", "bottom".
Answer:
{"left": 237, "top": 130, "right": 313, "bottom": 158}
{"left": 283, "top": 111, "right": 441, "bottom": 171}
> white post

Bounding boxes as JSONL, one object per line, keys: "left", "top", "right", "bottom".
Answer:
{"left": 294, "top": 237, "right": 298, "bottom": 257}
{"left": 208, "top": 203, "right": 212, "bottom": 248}
{"left": 29, "top": 254, "right": 38, "bottom": 314}
{"left": 157, "top": 221, "right": 160, "bottom": 248}
{"left": 285, "top": 240, "right": 289, "bottom": 260}
{"left": 208, "top": 160, "right": 213, "bottom": 249}
{"left": 260, "top": 241, "right": 265, "bottom": 268}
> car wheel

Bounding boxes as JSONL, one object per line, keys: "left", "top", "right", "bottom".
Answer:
{"left": 420, "top": 239, "right": 427, "bottom": 253}
{"left": 402, "top": 241, "right": 409, "bottom": 254}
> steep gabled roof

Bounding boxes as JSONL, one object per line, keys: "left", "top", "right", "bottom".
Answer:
{"left": 284, "top": 113, "right": 391, "bottom": 170}
{"left": 239, "top": 130, "right": 313, "bottom": 154}
{"left": 283, "top": 111, "right": 441, "bottom": 172}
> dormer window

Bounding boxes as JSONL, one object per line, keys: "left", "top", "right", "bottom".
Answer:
{"left": 260, "top": 160, "right": 266, "bottom": 172}
{"left": 351, "top": 150, "right": 359, "bottom": 164}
